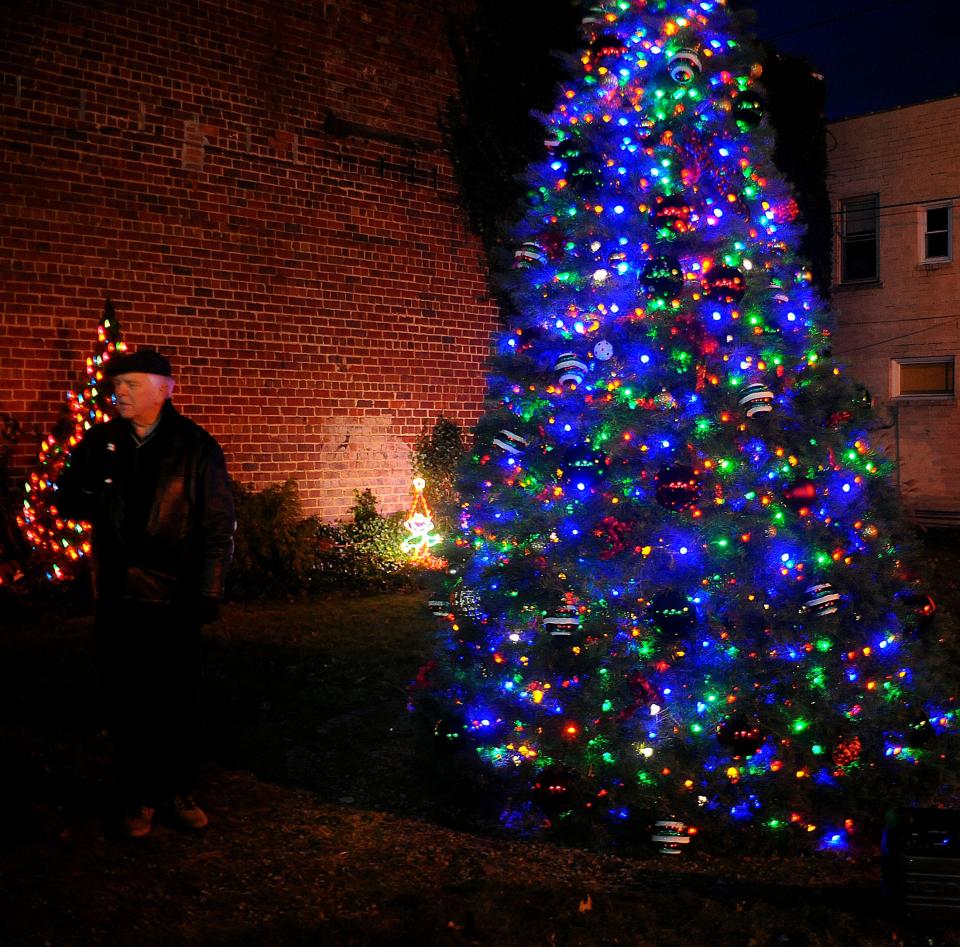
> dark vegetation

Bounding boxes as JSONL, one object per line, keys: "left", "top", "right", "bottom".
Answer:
{"left": 227, "top": 413, "right": 465, "bottom": 600}
{"left": 229, "top": 481, "right": 418, "bottom": 600}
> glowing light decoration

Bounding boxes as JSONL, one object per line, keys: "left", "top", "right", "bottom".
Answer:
{"left": 17, "top": 300, "right": 125, "bottom": 581}
{"left": 419, "top": 0, "right": 958, "bottom": 854}
{"left": 402, "top": 477, "right": 442, "bottom": 560}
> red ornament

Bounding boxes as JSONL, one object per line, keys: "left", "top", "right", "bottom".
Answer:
{"left": 655, "top": 464, "right": 701, "bottom": 511}
{"left": 595, "top": 516, "right": 631, "bottom": 559}
{"left": 538, "top": 229, "right": 566, "bottom": 261}
{"left": 716, "top": 715, "right": 764, "bottom": 756}
{"left": 783, "top": 478, "right": 817, "bottom": 514}
{"left": 680, "top": 163, "right": 701, "bottom": 186}
{"left": 586, "top": 32, "right": 627, "bottom": 61}
{"left": 913, "top": 594, "right": 937, "bottom": 627}
{"left": 616, "top": 673, "right": 661, "bottom": 722}
{"left": 774, "top": 198, "right": 799, "bottom": 224}
{"left": 651, "top": 195, "right": 695, "bottom": 233}
{"left": 832, "top": 735, "right": 862, "bottom": 767}
{"left": 700, "top": 265, "right": 746, "bottom": 304}
{"left": 897, "top": 591, "right": 937, "bottom": 631}
{"left": 531, "top": 764, "right": 579, "bottom": 816}
{"left": 828, "top": 410, "right": 853, "bottom": 428}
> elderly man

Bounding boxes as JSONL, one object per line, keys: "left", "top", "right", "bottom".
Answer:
{"left": 56, "top": 348, "right": 235, "bottom": 838}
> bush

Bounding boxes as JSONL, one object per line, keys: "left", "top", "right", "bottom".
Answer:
{"left": 412, "top": 415, "right": 465, "bottom": 531}
{"left": 228, "top": 479, "right": 320, "bottom": 600}
{"left": 229, "top": 482, "right": 422, "bottom": 600}
{"left": 313, "top": 489, "right": 420, "bottom": 592}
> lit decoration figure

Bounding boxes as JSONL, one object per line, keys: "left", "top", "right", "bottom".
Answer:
{"left": 418, "top": 0, "right": 959, "bottom": 851}
{"left": 18, "top": 301, "right": 125, "bottom": 581}
{"left": 402, "top": 477, "right": 442, "bottom": 559}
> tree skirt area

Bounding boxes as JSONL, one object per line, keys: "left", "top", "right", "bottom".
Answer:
{"left": 0, "top": 767, "right": 926, "bottom": 947}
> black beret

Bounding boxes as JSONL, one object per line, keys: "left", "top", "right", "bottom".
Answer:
{"left": 105, "top": 349, "right": 173, "bottom": 378}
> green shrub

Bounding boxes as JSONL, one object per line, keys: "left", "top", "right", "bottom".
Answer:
{"left": 228, "top": 479, "right": 320, "bottom": 599}
{"left": 230, "top": 482, "right": 422, "bottom": 599}
{"left": 412, "top": 415, "right": 465, "bottom": 531}
{"left": 312, "top": 489, "right": 420, "bottom": 592}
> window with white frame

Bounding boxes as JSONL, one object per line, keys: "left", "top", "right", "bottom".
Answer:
{"left": 840, "top": 194, "right": 879, "bottom": 283}
{"left": 921, "top": 203, "right": 951, "bottom": 262}
{"left": 891, "top": 356, "right": 955, "bottom": 399}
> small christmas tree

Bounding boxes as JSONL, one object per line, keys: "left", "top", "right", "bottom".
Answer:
{"left": 19, "top": 300, "right": 125, "bottom": 581}
{"left": 421, "top": 0, "right": 958, "bottom": 851}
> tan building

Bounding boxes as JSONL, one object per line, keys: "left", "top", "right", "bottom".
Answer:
{"left": 828, "top": 95, "right": 960, "bottom": 524}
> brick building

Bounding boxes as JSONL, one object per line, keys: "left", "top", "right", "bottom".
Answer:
{"left": 0, "top": 0, "right": 499, "bottom": 520}
{"left": 828, "top": 95, "right": 960, "bottom": 523}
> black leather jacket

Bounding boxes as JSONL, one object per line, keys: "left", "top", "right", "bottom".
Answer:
{"left": 56, "top": 400, "right": 235, "bottom": 605}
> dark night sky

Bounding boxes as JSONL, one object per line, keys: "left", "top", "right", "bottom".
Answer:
{"left": 736, "top": 0, "right": 960, "bottom": 120}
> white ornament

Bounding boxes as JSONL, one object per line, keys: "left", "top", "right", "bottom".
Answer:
{"left": 804, "top": 583, "right": 840, "bottom": 616}
{"left": 554, "top": 352, "right": 588, "bottom": 387}
{"left": 544, "top": 604, "right": 580, "bottom": 637}
{"left": 593, "top": 340, "right": 614, "bottom": 361}
{"left": 738, "top": 382, "right": 774, "bottom": 418}
{"left": 492, "top": 429, "right": 529, "bottom": 455}
{"left": 651, "top": 819, "right": 691, "bottom": 855}
{"left": 668, "top": 49, "right": 702, "bottom": 84}
{"left": 513, "top": 242, "right": 546, "bottom": 268}
{"left": 429, "top": 599, "right": 449, "bottom": 617}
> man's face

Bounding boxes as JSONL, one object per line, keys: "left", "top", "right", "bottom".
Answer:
{"left": 112, "top": 372, "right": 169, "bottom": 426}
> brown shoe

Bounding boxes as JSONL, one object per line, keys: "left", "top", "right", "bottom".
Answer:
{"left": 122, "top": 805, "right": 155, "bottom": 838}
{"left": 170, "top": 795, "right": 208, "bottom": 830}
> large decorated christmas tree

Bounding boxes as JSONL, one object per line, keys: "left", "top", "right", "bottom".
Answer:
{"left": 420, "top": 0, "right": 958, "bottom": 851}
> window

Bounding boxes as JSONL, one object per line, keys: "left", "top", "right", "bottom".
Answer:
{"left": 922, "top": 204, "right": 951, "bottom": 262}
{"left": 840, "top": 194, "right": 879, "bottom": 283}
{"left": 891, "top": 356, "right": 955, "bottom": 399}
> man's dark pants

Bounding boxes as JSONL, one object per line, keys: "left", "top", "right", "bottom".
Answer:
{"left": 95, "top": 601, "right": 202, "bottom": 806}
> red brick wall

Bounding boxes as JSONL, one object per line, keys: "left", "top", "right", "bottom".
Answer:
{"left": 827, "top": 97, "right": 960, "bottom": 516}
{"left": 0, "top": 0, "right": 499, "bottom": 519}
